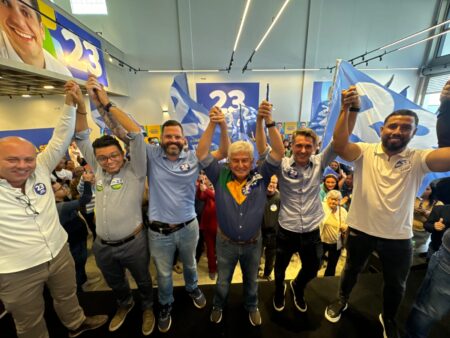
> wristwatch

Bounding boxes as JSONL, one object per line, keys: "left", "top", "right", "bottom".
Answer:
{"left": 266, "top": 121, "right": 276, "bottom": 128}
{"left": 104, "top": 102, "right": 116, "bottom": 112}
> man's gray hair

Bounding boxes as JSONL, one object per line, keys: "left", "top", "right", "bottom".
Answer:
{"left": 228, "top": 140, "right": 254, "bottom": 160}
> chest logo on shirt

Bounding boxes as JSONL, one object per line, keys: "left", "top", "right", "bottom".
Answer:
{"left": 179, "top": 163, "right": 191, "bottom": 171}
{"left": 34, "top": 183, "right": 47, "bottom": 195}
{"left": 96, "top": 180, "right": 104, "bottom": 192}
{"left": 111, "top": 177, "right": 124, "bottom": 190}
{"left": 394, "top": 159, "right": 412, "bottom": 172}
{"left": 270, "top": 204, "right": 278, "bottom": 212}
{"left": 287, "top": 168, "right": 299, "bottom": 179}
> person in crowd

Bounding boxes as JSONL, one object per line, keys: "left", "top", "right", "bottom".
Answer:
{"left": 69, "top": 166, "right": 85, "bottom": 200}
{"left": 324, "top": 84, "right": 450, "bottom": 338}
{"left": 51, "top": 157, "right": 73, "bottom": 187}
{"left": 75, "top": 77, "right": 155, "bottom": 336}
{"left": 65, "top": 160, "right": 76, "bottom": 173}
{"left": 0, "top": 81, "right": 107, "bottom": 338}
{"left": 195, "top": 171, "right": 207, "bottom": 262}
{"left": 424, "top": 204, "right": 450, "bottom": 259}
{"left": 404, "top": 228, "right": 450, "bottom": 338}
{"left": 196, "top": 174, "right": 218, "bottom": 280}
{"left": 259, "top": 174, "right": 280, "bottom": 281}
{"left": 53, "top": 172, "right": 93, "bottom": 291}
{"left": 319, "top": 167, "right": 340, "bottom": 202}
{"left": 320, "top": 190, "right": 348, "bottom": 276}
{"left": 283, "top": 139, "right": 292, "bottom": 157}
{"left": 257, "top": 103, "right": 356, "bottom": 314}
{"left": 69, "top": 141, "right": 84, "bottom": 167}
{"left": 413, "top": 184, "right": 443, "bottom": 255}
{"left": 340, "top": 171, "right": 353, "bottom": 210}
{"left": 77, "top": 169, "right": 97, "bottom": 240}
{"left": 0, "top": 0, "right": 72, "bottom": 76}
{"left": 85, "top": 75, "right": 229, "bottom": 333}
{"left": 197, "top": 101, "right": 284, "bottom": 326}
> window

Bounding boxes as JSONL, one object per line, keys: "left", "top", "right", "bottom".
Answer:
{"left": 422, "top": 74, "right": 450, "bottom": 113}
{"left": 70, "top": 0, "right": 108, "bottom": 15}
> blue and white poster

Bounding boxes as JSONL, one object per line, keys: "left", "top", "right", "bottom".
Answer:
{"left": 196, "top": 83, "right": 259, "bottom": 143}
{"left": 0, "top": 128, "right": 53, "bottom": 152}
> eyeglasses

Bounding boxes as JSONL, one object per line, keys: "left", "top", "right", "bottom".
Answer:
{"left": 15, "top": 194, "right": 39, "bottom": 216}
{"left": 96, "top": 152, "right": 122, "bottom": 164}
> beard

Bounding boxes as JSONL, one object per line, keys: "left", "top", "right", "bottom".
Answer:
{"left": 162, "top": 142, "right": 184, "bottom": 155}
{"left": 381, "top": 135, "right": 409, "bottom": 152}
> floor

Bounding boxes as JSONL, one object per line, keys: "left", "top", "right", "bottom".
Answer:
{"left": 82, "top": 233, "right": 347, "bottom": 292}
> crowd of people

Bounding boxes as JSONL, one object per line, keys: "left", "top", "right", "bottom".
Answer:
{"left": 0, "top": 76, "right": 449, "bottom": 338}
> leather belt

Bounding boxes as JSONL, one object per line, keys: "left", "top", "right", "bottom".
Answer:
{"left": 100, "top": 224, "right": 143, "bottom": 247}
{"left": 218, "top": 228, "right": 260, "bottom": 245}
{"left": 149, "top": 218, "right": 195, "bottom": 235}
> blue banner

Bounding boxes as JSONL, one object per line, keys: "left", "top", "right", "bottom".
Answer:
{"left": 323, "top": 60, "right": 450, "bottom": 194}
{"left": 0, "top": 128, "right": 53, "bottom": 152}
{"left": 309, "top": 81, "right": 332, "bottom": 138}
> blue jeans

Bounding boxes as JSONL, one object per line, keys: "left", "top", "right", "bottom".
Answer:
{"left": 93, "top": 229, "right": 153, "bottom": 310}
{"left": 149, "top": 219, "right": 199, "bottom": 305}
{"left": 213, "top": 233, "right": 262, "bottom": 311}
{"left": 405, "top": 251, "right": 450, "bottom": 338}
{"left": 339, "top": 228, "right": 412, "bottom": 319}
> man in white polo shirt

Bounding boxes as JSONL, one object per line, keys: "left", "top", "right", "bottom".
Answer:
{"left": 0, "top": 81, "right": 107, "bottom": 338}
{"left": 324, "top": 85, "right": 450, "bottom": 338}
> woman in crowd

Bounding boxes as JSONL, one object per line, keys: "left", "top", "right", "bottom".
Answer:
{"left": 320, "top": 167, "right": 340, "bottom": 202}
{"left": 320, "top": 190, "right": 348, "bottom": 276}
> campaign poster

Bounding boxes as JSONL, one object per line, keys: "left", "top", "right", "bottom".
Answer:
{"left": 0, "top": 0, "right": 108, "bottom": 85}
{"left": 196, "top": 83, "right": 259, "bottom": 143}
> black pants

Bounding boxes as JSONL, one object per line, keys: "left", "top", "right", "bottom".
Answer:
{"left": 339, "top": 228, "right": 413, "bottom": 319}
{"left": 274, "top": 227, "right": 322, "bottom": 296}
{"left": 322, "top": 242, "right": 341, "bottom": 276}
{"left": 261, "top": 232, "right": 277, "bottom": 276}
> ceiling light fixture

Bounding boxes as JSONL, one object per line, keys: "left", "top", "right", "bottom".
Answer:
{"left": 147, "top": 69, "right": 220, "bottom": 73}
{"left": 242, "top": 0, "right": 291, "bottom": 73}
{"left": 43, "top": 85, "right": 54, "bottom": 89}
{"left": 227, "top": 0, "right": 252, "bottom": 72}
{"left": 397, "top": 29, "right": 450, "bottom": 51}
{"left": 22, "top": 94, "right": 31, "bottom": 98}
{"left": 251, "top": 68, "right": 320, "bottom": 72}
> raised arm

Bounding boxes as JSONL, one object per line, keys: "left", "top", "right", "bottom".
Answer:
{"left": 332, "top": 86, "right": 361, "bottom": 161}
{"left": 86, "top": 75, "right": 140, "bottom": 133}
{"left": 197, "top": 106, "right": 229, "bottom": 161}
{"left": 426, "top": 83, "right": 450, "bottom": 171}
{"left": 257, "top": 100, "right": 284, "bottom": 161}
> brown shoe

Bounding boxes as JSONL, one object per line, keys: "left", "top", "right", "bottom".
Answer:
{"left": 109, "top": 301, "right": 135, "bottom": 332}
{"left": 68, "top": 315, "right": 108, "bottom": 338}
{"left": 142, "top": 309, "right": 155, "bottom": 336}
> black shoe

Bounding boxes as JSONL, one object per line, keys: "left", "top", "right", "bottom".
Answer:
{"left": 69, "top": 315, "right": 108, "bottom": 338}
{"left": 324, "top": 299, "right": 348, "bottom": 323}
{"left": 379, "top": 313, "right": 399, "bottom": 338}
{"left": 158, "top": 303, "right": 172, "bottom": 333}
{"left": 273, "top": 282, "right": 287, "bottom": 312}
{"left": 290, "top": 280, "right": 307, "bottom": 312}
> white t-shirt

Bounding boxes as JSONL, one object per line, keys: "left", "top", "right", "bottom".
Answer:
{"left": 347, "top": 142, "right": 432, "bottom": 239}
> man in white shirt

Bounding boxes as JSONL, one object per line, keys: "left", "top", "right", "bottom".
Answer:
{"left": 0, "top": 0, "right": 72, "bottom": 76}
{"left": 324, "top": 85, "right": 450, "bottom": 338}
{"left": 0, "top": 81, "right": 107, "bottom": 338}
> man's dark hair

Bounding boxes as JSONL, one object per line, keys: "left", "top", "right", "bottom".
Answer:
{"left": 92, "top": 135, "right": 123, "bottom": 154}
{"left": 28, "top": 0, "right": 41, "bottom": 21}
{"left": 383, "top": 109, "right": 419, "bottom": 126}
{"left": 161, "top": 120, "right": 183, "bottom": 134}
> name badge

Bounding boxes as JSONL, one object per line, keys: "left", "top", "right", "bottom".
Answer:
{"left": 180, "top": 163, "right": 191, "bottom": 171}
{"left": 394, "top": 159, "right": 412, "bottom": 172}
{"left": 287, "top": 168, "right": 298, "bottom": 179}
{"left": 270, "top": 204, "right": 278, "bottom": 212}
{"left": 96, "top": 180, "right": 104, "bottom": 192}
{"left": 111, "top": 177, "right": 124, "bottom": 190}
{"left": 34, "top": 183, "right": 47, "bottom": 195}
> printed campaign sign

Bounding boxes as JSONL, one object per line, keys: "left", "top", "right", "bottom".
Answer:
{"left": 0, "top": 0, "right": 108, "bottom": 85}
{"left": 0, "top": 127, "right": 53, "bottom": 152}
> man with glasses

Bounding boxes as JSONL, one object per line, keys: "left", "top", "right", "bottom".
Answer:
{"left": 74, "top": 76, "right": 155, "bottom": 336}
{"left": 0, "top": 81, "right": 107, "bottom": 338}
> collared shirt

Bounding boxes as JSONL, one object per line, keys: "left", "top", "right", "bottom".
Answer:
{"left": 76, "top": 131, "right": 147, "bottom": 240}
{"left": 147, "top": 146, "right": 199, "bottom": 223}
{"left": 0, "top": 105, "right": 75, "bottom": 273}
{"left": 201, "top": 153, "right": 281, "bottom": 242}
{"left": 347, "top": 142, "right": 432, "bottom": 239}
{"left": 277, "top": 143, "right": 336, "bottom": 233}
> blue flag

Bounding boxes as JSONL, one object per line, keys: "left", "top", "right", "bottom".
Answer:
{"left": 170, "top": 73, "right": 220, "bottom": 150}
{"left": 322, "top": 60, "right": 450, "bottom": 195}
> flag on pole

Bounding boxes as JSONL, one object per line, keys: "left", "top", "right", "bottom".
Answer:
{"left": 322, "top": 60, "right": 450, "bottom": 194}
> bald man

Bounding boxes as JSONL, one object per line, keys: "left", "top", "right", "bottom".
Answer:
{"left": 0, "top": 82, "right": 107, "bottom": 338}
